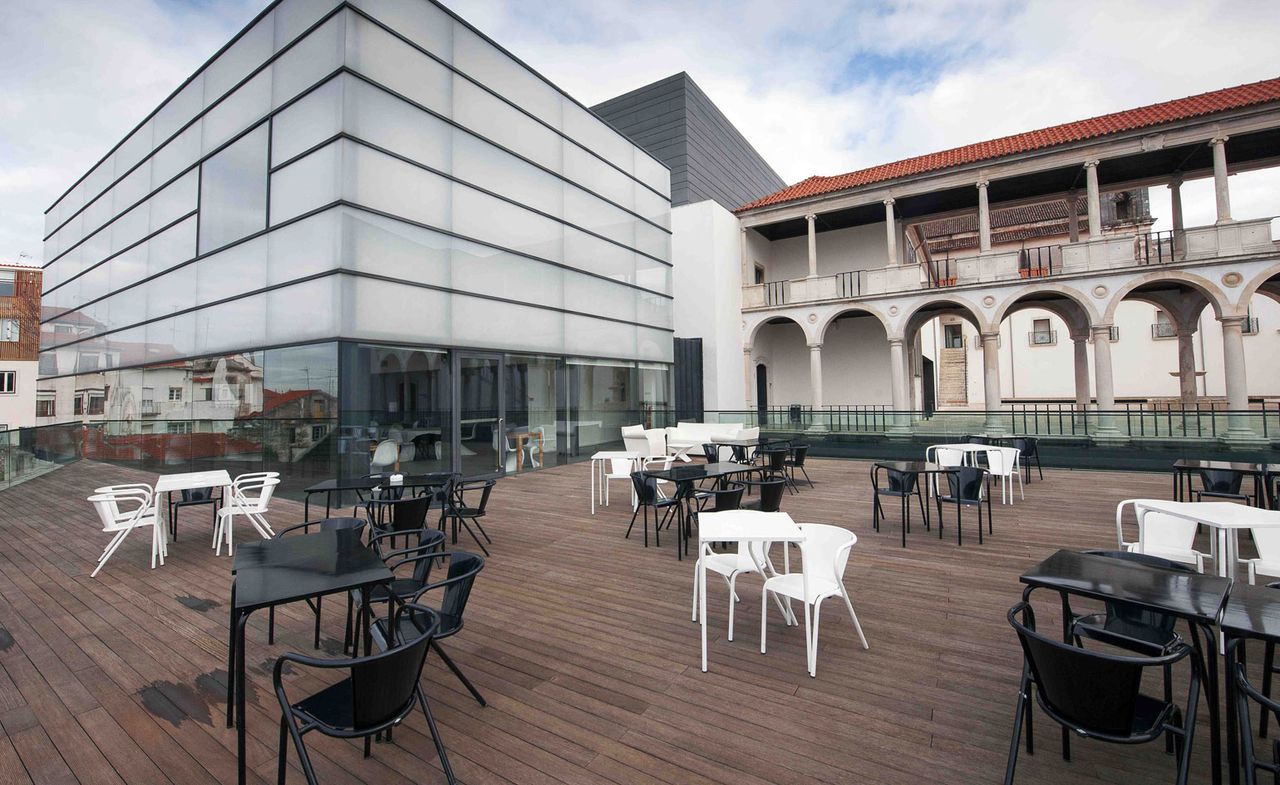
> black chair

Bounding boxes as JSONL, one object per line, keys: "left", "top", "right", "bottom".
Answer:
{"left": 446, "top": 479, "right": 495, "bottom": 556}
{"left": 935, "top": 466, "right": 990, "bottom": 545}
{"left": 761, "top": 448, "right": 793, "bottom": 494}
{"left": 729, "top": 444, "right": 753, "bottom": 465}
{"left": 701, "top": 442, "right": 722, "bottom": 463}
{"left": 353, "top": 474, "right": 405, "bottom": 518}
{"left": 1193, "top": 468, "right": 1250, "bottom": 503}
{"left": 267, "top": 517, "right": 369, "bottom": 648}
{"left": 348, "top": 528, "right": 447, "bottom": 656}
{"left": 1004, "top": 601, "right": 1199, "bottom": 785}
{"left": 1233, "top": 631, "right": 1280, "bottom": 783}
{"left": 627, "top": 472, "right": 683, "bottom": 548}
{"left": 870, "top": 465, "right": 927, "bottom": 548}
{"left": 740, "top": 477, "right": 786, "bottom": 513}
{"left": 1256, "top": 581, "right": 1280, "bottom": 738}
{"left": 372, "top": 550, "right": 487, "bottom": 709}
{"left": 274, "top": 602, "right": 456, "bottom": 785}
{"left": 701, "top": 482, "right": 745, "bottom": 513}
{"left": 367, "top": 495, "right": 433, "bottom": 550}
{"left": 168, "top": 486, "right": 220, "bottom": 540}
{"left": 1013, "top": 437, "right": 1043, "bottom": 483}
{"left": 784, "top": 445, "right": 813, "bottom": 489}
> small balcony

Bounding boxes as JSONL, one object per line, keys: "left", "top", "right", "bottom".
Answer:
{"left": 1028, "top": 329, "right": 1057, "bottom": 346}
{"left": 1151, "top": 322, "right": 1177, "bottom": 340}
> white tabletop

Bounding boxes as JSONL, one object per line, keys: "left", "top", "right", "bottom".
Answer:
{"left": 591, "top": 451, "right": 642, "bottom": 460}
{"left": 931, "top": 443, "right": 991, "bottom": 452}
{"left": 155, "top": 470, "right": 233, "bottom": 493}
{"left": 698, "top": 511, "right": 804, "bottom": 542}
{"left": 1134, "top": 498, "right": 1280, "bottom": 529}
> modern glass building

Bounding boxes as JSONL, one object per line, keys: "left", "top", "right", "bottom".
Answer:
{"left": 36, "top": 0, "right": 673, "bottom": 485}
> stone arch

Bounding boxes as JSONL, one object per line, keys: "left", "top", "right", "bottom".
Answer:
{"left": 1240, "top": 261, "right": 1280, "bottom": 310}
{"left": 901, "top": 295, "right": 990, "bottom": 343}
{"left": 991, "top": 282, "right": 1098, "bottom": 329}
{"left": 1103, "top": 270, "right": 1230, "bottom": 323}
{"left": 744, "top": 312, "right": 811, "bottom": 350}
{"left": 815, "top": 304, "right": 891, "bottom": 344}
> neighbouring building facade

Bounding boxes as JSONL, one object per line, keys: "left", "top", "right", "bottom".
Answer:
{"left": 0, "top": 264, "right": 41, "bottom": 431}
{"left": 37, "top": 0, "right": 673, "bottom": 481}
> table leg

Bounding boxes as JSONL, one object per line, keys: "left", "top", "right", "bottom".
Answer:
{"left": 236, "top": 610, "right": 251, "bottom": 785}
{"left": 304, "top": 492, "right": 310, "bottom": 522}
{"left": 1226, "top": 636, "right": 1241, "bottom": 785}
{"left": 1173, "top": 469, "right": 1180, "bottom": 501}
{"left": 225, "top": 581, "right": 237, "bottom": 727}
{"left": 699, "top": 541, "right": 708, "bottom": 672}
{"left": 1198, "top": 621, "right": 1223, "bottom": 785}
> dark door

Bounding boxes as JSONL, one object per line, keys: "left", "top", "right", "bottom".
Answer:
{"left": 755, "top": 363, "right": 768, "bottom": 425}
{"left": 921, "top": 356, "right": 936, "bottom": 417}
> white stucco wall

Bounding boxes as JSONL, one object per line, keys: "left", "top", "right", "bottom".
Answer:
{"left": 0, "top": 360, "right": 37, "bottom": 430}
{"left": 751, "top": 223, "right": 891, "bottom": 282}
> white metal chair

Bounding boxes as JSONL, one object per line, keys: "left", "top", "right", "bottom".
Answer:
{"left": 927, "top": 445, "right": 966, "bottom": 468}
{"left": 621, "top": 424, "right": 648, "bottom": 456}
{"left": 604, "top": 456, "right": 638, "bottom": 508}
{"left": 88, "top": 484, "right": 165, "bottom": 577}
{"left": 214, "top": 472, "right": 280, "bottom": 555}
{"left": 1244, "top": 526, "right": 1280, "bottom": 584}
{"left": 760, "top": 523, "right": 868, "bottom": 677}
{"left": 691, "top": 516, "right": 796, "bottom": 640}
{"left": 984, "top": 446, "right": 1024, "bottom": 504}
{"left": 370, "top": 440, "right": 399, "bottom": 473}
{"left": 1115, "top": 500, "right": 1209, "bottom": 572}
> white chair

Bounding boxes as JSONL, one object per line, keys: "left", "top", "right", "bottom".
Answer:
{"left": 692, "top": 520, "right": 796, "bottom": 641}
{"left": 760, "top": 523, "right": 868, "bottom": 677}
{"left": 604, "top": 457, "right": 638, "bottom": 508}
{"left": 1244, "top": 526, "right": 1280, "bottom": 584}
{"left": 621, "top": 424, "right": 648, "bottom": 455}
{"left": 1115, "top": 500, "right": 1208, "bottom": 572}
{"left": 215, "top": 472, "right": 280, "bottom": 555}
{"left": 927, "top": 445, "right": 965, "bottom": 468}
{"left": 492, "top": 431, "right": 519, "bottom": 472}
{"left": 985, "top": 446, "right": 1024, "bottom": 504}
{"left": 370, "top": 440, "right": 399, "bottom": 473}
{"left": 88, "top": 484, "right": 165, "bottom": 577}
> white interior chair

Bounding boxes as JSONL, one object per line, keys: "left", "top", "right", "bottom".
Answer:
{"left": 492, "top": 430, "right": 519, "bottom": 472}
{"left": 214, "top": 472, "right": 279, "bottom": 555}
{"left": 1244, "top": 526, "right": 1280, "bottom": 584}
{"left": 1115, "top": 500, "right": 1208, "bottom": 572}
{"left": 984, "top": 446, "right": 1024, "bottom": 504}
{"left": 88, "top": 484, "right": 165, "bottom": 577}
{"left": 370, "top": 440, "right": 399, "bottom": 473}
{"left": 692, "top": 518, "right": 796, "bottom": 640}
{"left": 760, "top": 523, "right": 868, "bottom": 677}
{"left": 621, "top": 424, "right": 648, "bottom": 455}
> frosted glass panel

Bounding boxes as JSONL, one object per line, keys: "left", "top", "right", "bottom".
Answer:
{"left": 196, "top": 234, "right": 267, "bottom": 306}
{"left": 274, "top": 0, "right": 341, "bottom": 49}
{"left": 344, "top": 209, "right": 450, "bottom": 283}
{"left": 109, "top": 202, "right": 151, "bottom": 258}
{"left": 451, "top": 237, "right": 563, "bottom": 310}
{"left": 146, "top": 263, "right": 198, "bottom": 320}
{"left": 452, "top": 77, "right": 561, "bottom": 173}
{"left": 348, "top": 0, "right": 453, "bottom": 61}
{"left": 269, "top": 139, "right": 342, "bottom": 225}
{"left": 272, "top": 75, "right": 343, "bottom": 165}
{"left": 151, "top": 122, "right": 203, "bottom": 190}
{"left": 114, "top": 123, "right": 153, "bottom": 180}
{"left": 563, "top": 314, "right": 635, "bottom": 359}
{"left": 451, "top": 185, "right": 559, "bottom": 261}
{"left": 147, "top": 215, "right": 198, "bottom": 278}
{"left": 563, "top": 104, "right": 634, "bottom": 177}
{"left": 202, "top": 70, "right": 272, "bottom": 155}
{"left": 198, "top": 125, "right": 267, "bottom": 253}
{"left": 565, "top": 188, "right": 634, "bottom": 249}
{"left": 637, "top": 326, "right": 674, "bottom": 362}
{"left": 453, "top": 131, "right": 561, "bottom": 218}
{"left": 637, "top": 291, "right": 673, "bottom": 329}
{"left": 341, "top": 275, "right": 451, "bottom": 345}
{"left": 452, "top": 25, "right": 561, "bottom": 128}
{"left": 345, "top": 144, "right": 451, "bottom": 230}
{"left": 195, "top": 292, "right": 266, "bottom": 356}
{"left": 112, "top": 160, "right": 153, "bottom": 217}
{"left": 344, "top": 14, "right": 452, "bottom": 116}
{"left": 636, "top": 221, "right": 670, "bottom": 262}
{"left": 203, "top": 13, "right": 274, "bottom": 104}
{"left": 266, "top": 276, "right": 339, "bottom": 344}
{"left": 564, "top": 143, "right": 632, "bottom": 212}
{"left": 271, "top": 12, "right": 345, "bottom": 107}
{"left": 563, "top": 229, "right": 634, "bottom": 285}
{"left": 267, "top": 208, "right": 341, "bottom": 284}
{"left": 563, "top": 271, "right": 636, "bottom": 324}
{"left": 635, "top": 257, "right": 671, "bottom": 295}
{"left": 153, "top": 75, "right": 205, "bottom": 146}
{"left": 633, "top": 148, "right": 671, "bottom": 198}
{"left": 345, "top": 80, "right": 452, "bottom": 174}
{"left": 147, "top": 313, "right": 197, "bottom": 359}
{"left": 635, "top": 186, "right": 670, "bottom": 230}
{"left": 453, "top": 292, "right": 564, "bottom": 354}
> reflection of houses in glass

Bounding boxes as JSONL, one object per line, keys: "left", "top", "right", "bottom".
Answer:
{"left": 249, "top": 388, "right": 339, "bottom": 465}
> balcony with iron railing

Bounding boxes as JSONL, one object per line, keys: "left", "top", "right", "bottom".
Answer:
{"left": 1151, "top": 321, "right": 1177, "bottom": 340}
{"left": 1028, "top": 329, "right": 1057, "bottom": 346}
{"left": 741, "top": 216, "right": 1278, "bottom": 312}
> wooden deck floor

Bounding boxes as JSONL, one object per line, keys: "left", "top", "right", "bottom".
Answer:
{"left": 0, "top": 457, "right": 1237, "bottom": 784}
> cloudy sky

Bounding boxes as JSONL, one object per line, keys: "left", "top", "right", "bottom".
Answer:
{"left": 3, "top": 0, "right": 1279, "bottom": 265}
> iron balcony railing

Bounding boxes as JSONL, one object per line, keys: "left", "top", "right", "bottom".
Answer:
{"left": 1018, "top": 244, "right": 1062, "bottom": 278}
{"left": 1028, "top": 330, "right": 1057, "bottom": 346}
{"left": 1108, "top": 326, "right": 1121, "bottom": 342}
{"left": 1151, "top": 322, "right": 1177, "bottom": 339}
{"left": 928, "top": 258, "right": 957, "bottom": 288}
{"left": 1135, "top": 230, "right": 1176, "bottom": 265}
{"left": 1244, "top": 316, "right": 1261, "bottom": 335}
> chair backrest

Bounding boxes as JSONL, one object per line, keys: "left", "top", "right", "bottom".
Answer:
{"left": 945, "top": 466, "right": 984, "bottom": 501}
{"left": 797, "top": 523, "right": 856, "bottom": 585}
{"left": 789, "top": 445, "right": 808, "bottom": 466}
{"left": 349, "top": 603, "right": 439, "bottom": 730}
{"left": 729, "top": 445, "right": 752, "bottom": 464}
{"left": 433, "top": 551, "right": 484, "bottom": 623}
{"left": 764, "top": 449, "right": 787, "bottom": 472}
{"left": 630, "top": 471, "right": 659, "bottom": 505}
{"left": 1253, "top": 525, "right": 1280, "bottom": 565}
{"left": 1136, "top": 509, "right": 1198, "bottom": 554}
{"left": 1013, "top": 436, "right": 1038, "bottom": 458}
{"left": 232, "top": 474, "right": 278, "bottom": 512}
{"left": 180, "top": 486, "right": 215, "bottom": 502}
{"left": 879, "top": 466, "right": 917, "bottom": 494}
{"left": 275, "top": 516, "right": 367, "bottom": 540}
{"left": 934, "top": 446, "right": 965, "bottom": 468}
{"left": 1080, "top": 550, "right": 1194, "bottom": 636}
{"left": 372, "top": 440, "right": 399, "bottom": 467}
{"left": 642, "top": 429, "right": 667, "bottom": 457}
{"left": 985, "top": 447, "right": 1020, "bottom": 477}
{"left": 701, "top": 443, "right": 720, "bottom": 463}
{"left": 621, "top": 424, "right": 648, "bottom": 455}
{"left": 755, "top": 478, "right": 787, "bottom": 512}
{"left": 1199, "top": 468, "right": 1244, "bottom": 495}
{"left": 643, "top": 456, "right": 673, "bottom": 472}
{"left": 383, "top": 495, "right": 431, "bottom": 533}
{"left": 710, "top": 482, "right": 745, "bottom": 512}
{"left": 607, "top": 457, "right": 636, "bottom": 477}
{"left": 88, "top": 485, "right": 154, "bottom": 531}
{"left": 454, "top": 479, "right": 495, "bottom": 514}
{"left": 1008, "top": 602, "right": 1156, "bottom": 737}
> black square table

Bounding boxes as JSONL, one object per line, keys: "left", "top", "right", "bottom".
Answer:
{"left": 302, "top": 472, "right": 456, "bottom": 520}
{"left": 642, "top": 462, "right": 763, "bottom": 559}
{"left": 1019, "top": 549, "right": 1232, "bottom": 785}
{"left": 1172, "top": 459, "right": 1266, "bottom": 507}
{"left": 1221, "top": 581, "right": 1280, "bottom": 785}
{"left": 225, "top": 529, "right": 392, "bottom": 785}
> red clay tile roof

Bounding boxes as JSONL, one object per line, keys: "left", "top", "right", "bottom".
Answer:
{"left": 737, "top": 76, "right": 1280, "bottom": 213}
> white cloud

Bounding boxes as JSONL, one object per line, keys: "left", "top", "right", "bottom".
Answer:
{"left": 3, "top": 0, "right": 1279, "bottom": 264}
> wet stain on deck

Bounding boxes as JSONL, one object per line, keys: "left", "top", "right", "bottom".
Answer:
{"left": 138, "top": 680, "right": 213, "bottom": 728}
{"left": 176, "top": 595, "right": 219, "bottom": 612}
{"left": 0, "top": 627, "right": 14, "bottom": 651}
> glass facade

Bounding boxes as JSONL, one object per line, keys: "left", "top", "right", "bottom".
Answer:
{"left": 37, "top": 0, "right": 671, "bottom": 488}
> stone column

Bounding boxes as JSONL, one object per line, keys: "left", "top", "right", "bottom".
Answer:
{"left": 1169, "top": 173, "right": 1185, "bottom": 258}
{"left": 888, "top": 338, "right": 909, "bottom": 432}
{"left": 1211, "top": 136, "right": 1232, "bottom": 224}
{"left": 980, "top": 331, "right": 1005, "bottom": 433}
{"left": 1084, "top": 159, "right": 1101, "bottom": 237}
{"left": 1220, "top": 315, "right": 1253, "bottom": 439}
{"left": 883, "top": 199, "right": 897, "bottom": 265}
{"left": 976, "top": 180, "right": 992, "bottom": 252}
{"left": 743, "top": 347, "right": 754, "bottom": 412}
{"left": 1176, "top": 325, "right": 1198, "bottom": 405}
{"left": 1090, "top": 324, "right": 1121, "bottom": 437}
{"left": 1066, "top": 190, "right": 1080, "bottom": 243}
{"left": 808, "top": 343, "right": 827, "bottom": 430}
{"left": 804, "top": 213, "right": 818, "bottom": 278}
{"left": 1071, "top": 331, "right": 1090, "bottom": 408}
{"left": 739, "top": 226, "right": 750, "bottom": 284}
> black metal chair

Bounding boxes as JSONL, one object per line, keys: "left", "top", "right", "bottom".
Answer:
{"left": 701, "top": 482, "right": 745, "bottom": 513}
{"left": 446, "top": 479, "right": 494, "bottom": 556}
{"left": 352, "top": 473, "right": 404, "bottom": 517}
{"left": 274, "top": 602, "right": 456, "bottom": 785}
{"left": 1256, "top": 581, "right": 1280, "bottom": 738}
{"left": 267, "top": 517, "right": 368, "bottom": 648}
{"left": 348, "top": 528, "right": 447, "bottom": 656}
{"left": 1193, "top": 468, "right": 1250, "bottom": 503}
{"left": 1004, "top": 601, "right": 1199, "bottom": 785}
{"left": 1233, "top": 627, "right": 1280, "bottom": 783}
{"left": 784, "top": 444, "right": 813, "bottom": 489}
{"left": 760, "top": 448, "right": 793, "bottom": 494}
{"left": 870, "top": 465, "right": 927, "bottom": 548}
{"left": 935, "top": 466, "right": 990, "bottom": 545}
{"left": 729, "top": 444, "right": 753, "bottom": 464}
{"left": 367, "top": 495, "right": 433, "bottom": 550}
{"left": 740, "top": 477, "right": 786, "bottom": 513}
{"left": 700, "top": 442, "right": 722, "bottom": 463}
{"left": 627, "top": 472, "right": 683, "bottom": 548}
{"left": 168, "top": 486, "right": 221, "bottom": 540}
{"left": 371, "top": 551, "right": 487, "bottom": 709}
{"left": 1013, "top": 437, "right": 1043, "bottom": 483}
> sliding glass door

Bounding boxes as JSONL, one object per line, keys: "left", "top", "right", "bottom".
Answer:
{"left": 456, "top": 353, "right": 505, "bottom": 476}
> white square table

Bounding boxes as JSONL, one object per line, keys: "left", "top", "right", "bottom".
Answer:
{"left": 155, "top": 470, "right": 233, "bottom": 540}
{"left": 589, "top": 451, "right": 641, "bottom": 514}
{"left": 1129, "top": 498, "right": 1280, "bottom": 581}
{"left": 696, "top": 510, "right": 804, "bottom": 672}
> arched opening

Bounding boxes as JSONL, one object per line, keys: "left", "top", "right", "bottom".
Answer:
{"left": 750, "top": 316, "right": 808, "bottom": 422}
{"left": 991, "top": 288, "right": 1094, "bottom": 406}
{"left": 817, "top": 308, "right": 893, "bottom": 414}
{"left": 904, "top": 299, "right": 986, "bottom": 411}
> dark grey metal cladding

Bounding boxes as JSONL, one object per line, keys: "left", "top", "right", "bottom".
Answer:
{"left": 592, "top": 72, "right": 785, "bottom": 211}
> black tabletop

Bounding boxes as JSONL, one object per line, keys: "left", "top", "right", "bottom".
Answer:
{"left": 1172, "top": 459, "right": 1264, "bottom": 473}
{"left": 644, "top": 461, "right": 758, "bottom": 483}
{"left": 231, "top": 529, "right": 391, "bottom": 611}
{"left": 1222, "top": 581, "right": 1280, "bottom": 640}
{"left": 1020, "top": 549, "right": 1230, "bottom": 623}
{"left": 874, "top": 460, "right": 951, "bottom": 473}
{"left": 304, "top": 472, "right": 456, "bottom": 494}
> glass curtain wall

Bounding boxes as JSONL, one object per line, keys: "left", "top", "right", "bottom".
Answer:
{"left": 504, "top": 354, "right": 561, "bottom": 471}
{"left": 568, "top": 358, "right": 640, "bottom": 454}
